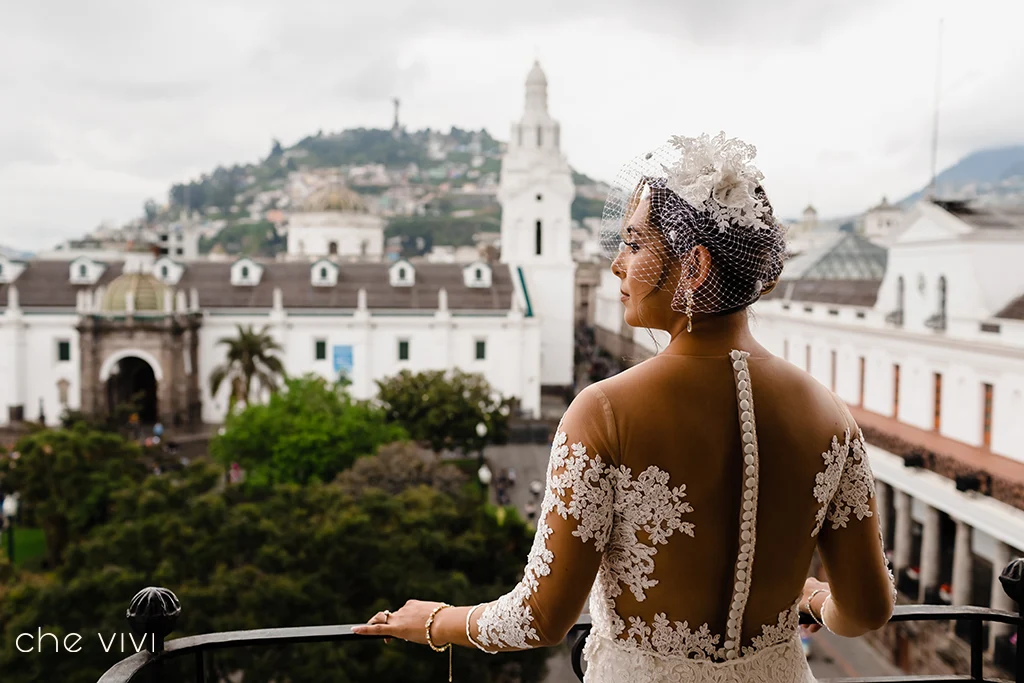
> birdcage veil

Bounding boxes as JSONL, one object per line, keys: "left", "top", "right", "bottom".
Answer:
{"left": 600, "top": 132, "right": 787, "bottom": 327}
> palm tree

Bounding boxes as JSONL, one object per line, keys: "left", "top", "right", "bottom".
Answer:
{"left": 209, "top": 325, "right": 286, "bottom": 407}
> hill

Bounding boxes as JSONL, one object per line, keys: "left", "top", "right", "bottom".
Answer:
{"left": 900, "top": 145, "right": 1024, "bottom": 206}
{"left": 151, "top": 126, "right": 607, "bottom": 257}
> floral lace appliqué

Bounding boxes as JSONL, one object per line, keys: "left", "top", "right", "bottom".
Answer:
{"left": 824, "top": 430, "right": 875, "bottom": 532}
{"left": 812, "top": 429, "right": 879, "bottom": 539}
{"left": 742, "top": 602, "right": 801, "bottom": 656}
{"left": 476, "top": 428, "right": 618, "bottom": 650}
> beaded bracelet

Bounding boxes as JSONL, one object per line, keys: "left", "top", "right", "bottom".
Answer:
{"left": 425, "top": 603, "right": 453, "bottom": 682}
{"left": 819, "top": 594, "right": 836, "bottom": 634}
{"left": 805, "top": 589, "right": 829, "bottom": 627}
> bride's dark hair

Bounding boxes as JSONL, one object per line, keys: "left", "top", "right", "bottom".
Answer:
{"left": 641, "top": 176, "right": 787, "bottom": 315}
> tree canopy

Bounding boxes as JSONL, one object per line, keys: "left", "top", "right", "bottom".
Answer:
{"left": 0, "top": 450, "right": 549, "bottom": 683}
{"left": 0, "top": 426, "right": 148, "bottom": 566}
{"left": 375, "top": 370, "right": 513, "bottom": 454}
{"left": 209, "top": 375, "right": 407, "bottom": 486}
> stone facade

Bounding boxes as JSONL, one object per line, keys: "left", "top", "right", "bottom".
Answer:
{"left": 77, "top": 313, "right": 202, "bottom": 427}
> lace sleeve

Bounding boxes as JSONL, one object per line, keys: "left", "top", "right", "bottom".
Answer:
{"left": 816, "top": 430, "right": 897, "bottom": 634}
{"left": 470, "top": 386, "right": 617, "bottom": 651}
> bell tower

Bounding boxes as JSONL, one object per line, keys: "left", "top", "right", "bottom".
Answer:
{"left": 498, "top": 61, "right": 576, "bottom": 389}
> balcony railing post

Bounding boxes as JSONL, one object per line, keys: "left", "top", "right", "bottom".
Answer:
{"left": 998, "top": 557, "right": 1024, "bottom": 683}
{"left": 194, "top": 651, "right": 206, "bottom": 683}
{"left": 970, "top": 618, "right": 984, "bottom": 680}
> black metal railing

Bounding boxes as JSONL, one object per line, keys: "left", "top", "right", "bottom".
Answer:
{"left": 97, "top": 560, "right": 1024, "bottom": 683}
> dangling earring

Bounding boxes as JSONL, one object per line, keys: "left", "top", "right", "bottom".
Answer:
{"left": 684, "top": 287, "right": 694, "bottom": 333}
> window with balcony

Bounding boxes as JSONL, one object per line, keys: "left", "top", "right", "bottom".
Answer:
{"left": 926, "top": 276, "right": 948, "bottom": 330}
{"left": 887, "top": 275, "right": 905, "bottom": 327}
{"left": 983, "top": 383, "right": 994, "bottom": 449}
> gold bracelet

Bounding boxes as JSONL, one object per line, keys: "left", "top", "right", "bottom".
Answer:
{"left": 425, "top": 603, "right": 453, "bottom": 682}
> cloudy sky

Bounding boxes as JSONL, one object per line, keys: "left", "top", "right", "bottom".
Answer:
{"left": 2, "top": 0, "right": 1022, "bottom": 251}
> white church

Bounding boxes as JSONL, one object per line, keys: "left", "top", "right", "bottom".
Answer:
{"left": 0, "top": 62, "right": 578, "bottom": 428}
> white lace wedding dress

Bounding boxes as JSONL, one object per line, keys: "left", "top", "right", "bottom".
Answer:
{"left": 466, "top": 351, "right": 896, "bottom": 682}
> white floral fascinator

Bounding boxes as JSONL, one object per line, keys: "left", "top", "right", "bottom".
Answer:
{"left": 600, "top": 132, "right": 787, "bottom": 321}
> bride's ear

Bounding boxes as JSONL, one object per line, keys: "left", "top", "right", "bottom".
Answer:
{"left": 684, "top": 245, "right": 713, "bottom": 290}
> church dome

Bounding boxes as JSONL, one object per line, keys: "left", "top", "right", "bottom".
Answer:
{"left": 526, "top": 60, "right": 547, "bottom": 86}
{"left": 298, "top": 184, "right": 369, "bottom": 213}
{"left": 101, "top": 272, "right": 170, "bottom": 313}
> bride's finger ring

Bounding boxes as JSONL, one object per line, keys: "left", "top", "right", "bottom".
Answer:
{"left": 383, "top": 610, "right": 392, "bottom": 623}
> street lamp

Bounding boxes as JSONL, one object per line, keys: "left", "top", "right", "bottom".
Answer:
{"left": 477, "top": 463, "right": 493, "bottom": 498}
{"left": 475, "top": 422, "right": 489, "bottom": 499}
{"left": 2, "top": 493, "right": 19, "bottom": 564}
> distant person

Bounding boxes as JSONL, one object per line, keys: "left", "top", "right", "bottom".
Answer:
{"left": 153, "top": 422, "right": 164, "bottom": 438}
{"left": 355, "top": 133, "right": 894, "bottom": 682}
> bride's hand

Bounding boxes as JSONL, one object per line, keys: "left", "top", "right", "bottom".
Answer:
{"left": 352, "top": 599, "right": 447, "bottom": 645}
{"left": 799, "top": 577, "right": 830, "bottom": 634}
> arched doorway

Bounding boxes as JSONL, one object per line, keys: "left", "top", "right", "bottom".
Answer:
{"left": 106, "top": 356, "right": 159, "bottom": 424}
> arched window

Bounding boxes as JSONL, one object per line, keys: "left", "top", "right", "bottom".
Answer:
{"left": 160, "top": 265, "right": 169, "bottom": 278}
{"left": 535, "top": 220, "right": 542, "bottom": 256}
{"left": 79, "top": 264, "right": 87, "bottom": 277}
{"left": 475, "top": 267, "right": 482, "bottom": 281}
{"left": 897, "top": 274, "right": 905, "bottom": 317}
{"left": 399, "top": 267, "right": 407, "bottom": 280}
{"left": 328, "top": 241, "right": 338, "bottom": 255}
{"left": 241, "top": 266, "right": 249, "bottom": 279}
{"left": 320, "top": 266, "right": 328, "bottom": 279}
{"left": 938, "top": 275, "right": 947, "bottom": 325}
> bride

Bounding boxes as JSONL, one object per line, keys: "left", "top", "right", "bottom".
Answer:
{"left": 354, "top": 133, "right": 897, "bottom": 682}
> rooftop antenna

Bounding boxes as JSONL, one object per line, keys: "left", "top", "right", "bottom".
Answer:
{"left": 927, "top": 18, "right": 944, "bottom": 200}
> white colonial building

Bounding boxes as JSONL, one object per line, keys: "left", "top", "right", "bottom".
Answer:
{"left": 0, "top": 253, "right": 541, "bottom": 428}
{"left": 284, "top": 185, "right": 385, "bottom": 262}
{"left": 591, "top": 198, "right": 1024, "bottom": 654}
{"left": 498, "top": 61, "right": 576, "bottom": 390}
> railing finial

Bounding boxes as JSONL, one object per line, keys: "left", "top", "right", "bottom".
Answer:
{"left": 126, "top": 586, "right": 181, "bottom": 653}
{"left": 999, "top": 558, "right": 1024, "bottom": 604}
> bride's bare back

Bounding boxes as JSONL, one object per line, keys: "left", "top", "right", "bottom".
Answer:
{"left": 466, "top": 349, "right": 895, "bottom": 681}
